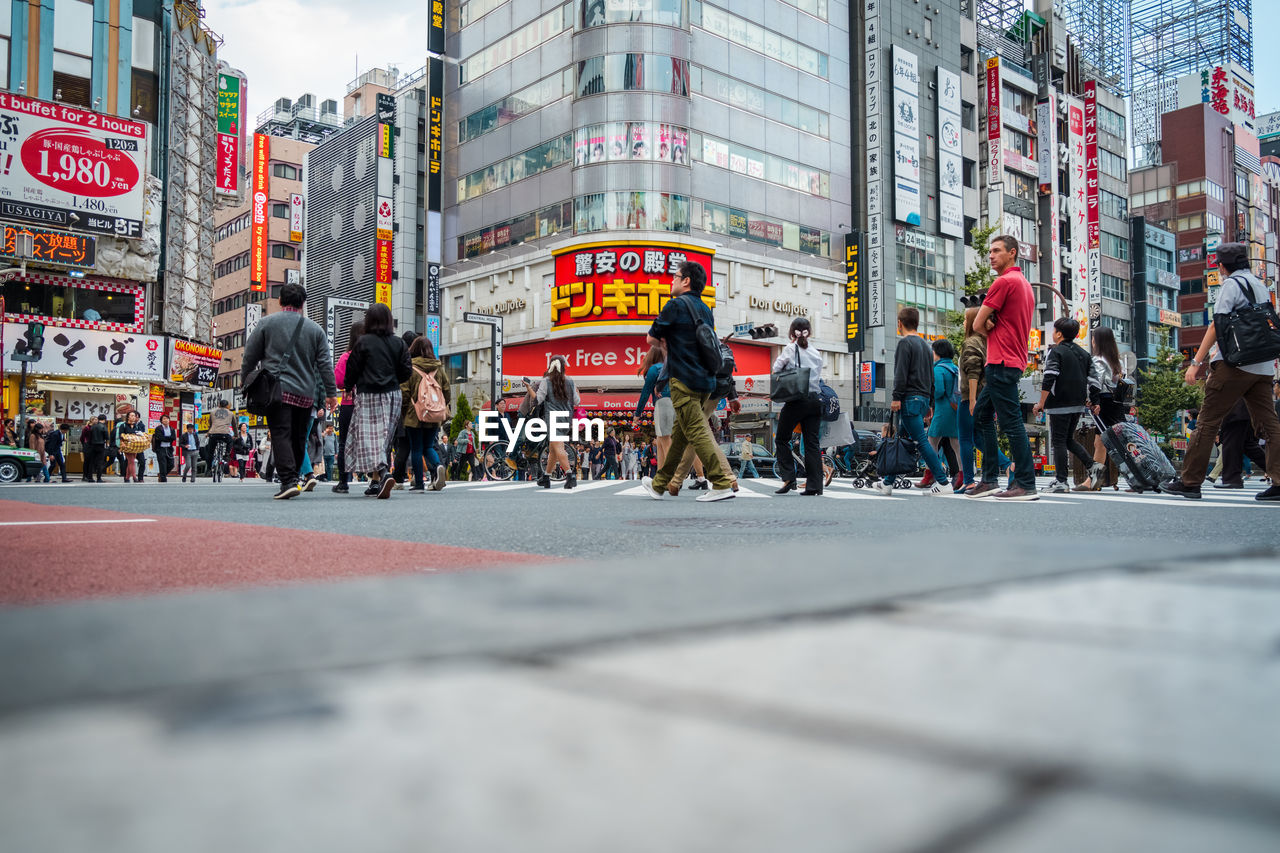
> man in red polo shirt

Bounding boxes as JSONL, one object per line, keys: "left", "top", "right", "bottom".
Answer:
{"left": 968, "top": 234, "right": 1038, "bottom": 500}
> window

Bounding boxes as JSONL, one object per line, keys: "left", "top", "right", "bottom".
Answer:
{"left": 692, "top": 132, "right": 829, "bottom": 197}
{"left": 1131, "top": 187, "right": 1171, "bottom": 208}
{"left": 1101, "top": 233, "right": 1129, "bottom": 261}
{"left": 1181, "top": 311, "right": 1205, "bottom": 328}
{"left": 1206, "top": 212, "right": 1225, "bottom": 235}
{"left": 1147, "top": 324, "right": 1169, "bottom": 353}
{"left": 1174, "top": 213, "right": 1204, "bottom": 233}
{"left": 895, "top": 237, "right": 960, "bottom": 340}
{"left": 270, "top": 244, "right": 296, "bottom": 259}
{"left": 270, "top": 203, "right": 289, "bottom": 219}
{"left": 1098, "top": 105, "right": 1125, "bottom": 139}
{"left": 53, "top": 0, "right": 93, "bottom": 108}
{"left": 1148, "top": 245, "right": 1173, "bottom": 273}
{"left": 270, "top": 284, "right": 282, "bottom": 298}
{"left": 576, "top": 54, "right": 690, "bottom": 98}
{"left": 459, "top": 68, "right": 573, "bottom": 144}
{"left": 0, "top": 2, "right": 11, "bottom": 89}
{"left": 457, "top": 200, "right": 575, "bottom": 258}
{"left": 1001, "top": 86, "right": 1034, "bottom": 119}
{"left": 1179, "top": 278, "right": 1203, "bottom": 295}
{"left": 1099, "top": 148, "right": 1126, "bottom": 181}
{"left": 459, "top": 6, "right": 570, "bottom": 84}
{"left": 695, "top": 4, "right": 828, "bottom": 78}
{"left": 1100, "top": 190, "right": 1127, "bottom": 219}
{"left": 1101, "top": 273, "right": 1129, "bottom": 302}
{"left": 1007, "top": 129, "right": 1035, "bottom": 158}
{"left": 1100, "top": 314, "right": 1131, "bottom": 343}
{"left": 701, "top": 202, "right": 831, "bottom": 257}
{"left": 456, "top": 134, "right": 572, "bottom": 202}
{"left": 1005, "top": 171, "right": 1035, "bottom": 202}
{"left": 271, "top": 164, "right": 299, "bottom": 180}
{"left": 582, "top": 0, "right": 683, "bottom": 27}
{"left": 694, "top": 66, "right": 828, "bottom": 137}
{"left": 574, "top": 122, "right": 690, "bottom": 165}
{"left": 574, "top": 192, "right": 690, "bottom": 234}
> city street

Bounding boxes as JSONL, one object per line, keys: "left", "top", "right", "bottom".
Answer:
{"left": 2, "top": 478, "right": 1278, "bottom": 851}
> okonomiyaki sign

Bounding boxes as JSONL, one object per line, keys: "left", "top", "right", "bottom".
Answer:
{"left": 551, "top": 242, "right": 715, "bottom": 330}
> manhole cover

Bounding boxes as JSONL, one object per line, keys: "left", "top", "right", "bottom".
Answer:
{"left": 626, "top": 518, "right": 840, "bottom": 529}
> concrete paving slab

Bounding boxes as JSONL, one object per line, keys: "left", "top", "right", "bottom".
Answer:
{"left": 0, "top": 666, "right": 1012, "bottom": 853}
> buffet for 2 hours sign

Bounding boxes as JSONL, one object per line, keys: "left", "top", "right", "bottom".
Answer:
{"left": 0, "top": 93, "right": 147, "bottom": 239}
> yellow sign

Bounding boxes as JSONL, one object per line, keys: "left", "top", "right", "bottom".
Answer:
{"left": 1205, "top": 268, "right": 1220, "bottom": 289}
{"left": 376, "top": 281, "right": 391, "bottom": 306}
{"left": 1029, "top": 329, "right": 1042, "bottom": 351}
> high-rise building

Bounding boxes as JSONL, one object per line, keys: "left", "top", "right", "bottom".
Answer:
{"left": 439, "top": 1, "right": 856, "bottom": 438}
{"left": 1, "top": 0, "right": 229, "bottom": 456}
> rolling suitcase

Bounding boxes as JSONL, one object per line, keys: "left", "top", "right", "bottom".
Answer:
{"left": 1090, "top": 410, "right": 1176, "bottom": 493}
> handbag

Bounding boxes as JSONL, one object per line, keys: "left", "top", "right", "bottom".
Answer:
{"left": 1214, "top": 273, "right": 1280, "bottom": 367}
{"left": 875, "top": 413, "right": 920, "bottom": 479}
{"left": 244, "top": 314, "right": 306, "bottom": 415}
{"left": 770, "top": 343, "right": 812, "bottom": 403}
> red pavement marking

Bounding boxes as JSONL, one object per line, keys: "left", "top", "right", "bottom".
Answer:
{"left": 0, "top": 499, "right": 551, "bottom": 606}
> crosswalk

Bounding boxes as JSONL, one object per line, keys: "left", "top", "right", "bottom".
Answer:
{"left": 441, "top": 475, "right": 1278, "bottom": 508}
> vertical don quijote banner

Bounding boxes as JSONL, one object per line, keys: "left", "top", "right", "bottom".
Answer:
{"left": 250, "top": 133, "right": 270, "bottom": 292}
{"left": 0, "top": 93, "right": 147, "bottom": 239}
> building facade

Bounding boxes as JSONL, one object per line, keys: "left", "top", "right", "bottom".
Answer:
{"left": 439, "top": 0, "right": 854, "bottom": 440}
{"left": 1128, "top": 216, "right": 1179, "bottom": 369}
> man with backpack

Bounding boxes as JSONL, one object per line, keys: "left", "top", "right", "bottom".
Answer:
{"left": 664, "top": 335, "right": 741, "bottom": 495}
{"left": 1164, "top": 242, "right": 1280, "bottom": 500}
{"left": 639, "top": 260, "right": 735, "bottom": 502}
{"left": 1032, "top": 317, "right": 1098, "bottom": 494}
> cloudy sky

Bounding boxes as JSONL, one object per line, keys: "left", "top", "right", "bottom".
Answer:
{"left": 203, "top": 0, "right": 1279, "bottom": 127}
{"left": 203, "top": 0, "right": 426, "bottom": 124}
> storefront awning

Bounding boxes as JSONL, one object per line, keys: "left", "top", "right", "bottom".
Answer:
{"left": 35, "top": 379, "right": 144, "bottom": 395}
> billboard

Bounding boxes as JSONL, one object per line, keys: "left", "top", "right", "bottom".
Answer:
{"left": 844, "top": 233, "right": 863, "bottom": 353}
{"left": 892, "top": 47, "right": 921, "bottom": 226}
{"left": 0, "top": 93, "right": 147, "bottom": 239}
{"left": 375, "top": 238, "right": 392, "bottom": 306}
{"left": 1, "top": 224, "right": 95, "bottom": 267}
{"left": 550, "top": 242, "right": 714, "bottom": 331}
{"left": 986, "top": 57, "right": 1003, "bottom": 188}
{"left": 290, "top": 192, "right": 303, "bottom": 242}
{"left": 250, "top": 133, "right": 269, "bottom": 291}
{"left": 937, "top": 66, "right": 964, "bottom": 238}
{"left": 216, "top": 73, "right": 242, "bottom": 195}
{"left": 1083, "top": 82, "right": 1101, "bottom": 325}
{"left": 1176, "top": 63, "right": 1255, "bottom": 133}
{"left": 1065, "top": 94, "right": 1089, "bottom": 345}
{"left": 168, "top": 338, "right": 222, "bottom": 387}
{"left": 427, "top": 57, "right": 444, "bottom": 214}
{"left": 1, "top": 321, "right": 164, "bottom": 380}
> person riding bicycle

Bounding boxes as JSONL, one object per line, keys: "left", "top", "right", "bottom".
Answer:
{"left": 207, "top": 400, "right": 236, "bottom": 470}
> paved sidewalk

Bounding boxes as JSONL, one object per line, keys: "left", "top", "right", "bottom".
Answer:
{"left": 1, "top": 537, "right": 1277, "bottom": 852}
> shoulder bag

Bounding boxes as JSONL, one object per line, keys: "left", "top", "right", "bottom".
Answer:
{"left": 244, "top": 314, "right": 306, "bottom": 415}
{"left": 770, "top": 343, "right": 811, "bottom": 403}
{"left": 1214, "top": 274, "right": 1280, "bottom": 367}
{"left": 875, "top": 413, "right": 920, "bottom": 479}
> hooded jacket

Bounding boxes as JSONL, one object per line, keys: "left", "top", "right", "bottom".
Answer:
{"left": 400, "top": 356, "right": 452, "bottom": 429}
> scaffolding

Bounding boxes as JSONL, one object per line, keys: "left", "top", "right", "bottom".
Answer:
{"left": 976, "top": 0, "right": 1036, "bottom": 66}
{"left": 1055, "top": 0, "right": 1128, "bottom": 85}
{"left": 1127, "top": 0, "right": 1253, "bottom": 166}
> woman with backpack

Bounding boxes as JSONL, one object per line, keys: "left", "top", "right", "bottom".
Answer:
{"left": 343, "top": 304, "right": 412, "bottom": 499}
{"left": 1078, "top": 326, "right": 1126, "bottom": 491}
{"left": 918, "top": 338, "right": 962, "bottom": 489}
{"left": 535, "top": 355, "right": 580, "bottom": 489}
{"left": 772, "top": 317, "right": 825, "bottom": 495}
{"left": 400, "top": 335, "right": 451, "bottom": 491}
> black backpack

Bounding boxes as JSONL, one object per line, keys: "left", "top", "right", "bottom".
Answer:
{"left": 678, "top": 294, "right": 724, "bottom": 377}
{"left": 713, "top": 340, "right": 736, "bottom": 399}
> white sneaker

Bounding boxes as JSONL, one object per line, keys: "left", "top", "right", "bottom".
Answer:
{"left": 1045, "top": 480, "right": 1069, "bottom": 494}
{"left": 927, "top": 481, "right": 954, "bottom": 496}
{"left": 872, "top": 481, "right": 894, "bottom": 496}
{"left": 640, "top": 477, "right": 664, "bottom": 500}
{"left": 695, "top": 487, "right": 735, "bottom": 502}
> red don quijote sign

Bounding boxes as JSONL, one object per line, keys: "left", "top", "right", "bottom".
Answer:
{"left": 250, "top": 134, "right": 269, "bottom": 292}
{"left": 551, "top": 242, "right": 714, "bottom": 330}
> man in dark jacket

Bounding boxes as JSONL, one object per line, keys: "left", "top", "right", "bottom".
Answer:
{"left": 1032, "top": 317, "right": 1098, "bottom": 493}
{"left": 152, "top": 414, "right": 176, "bottom": 482}
{"left": 45, "top": 423, "right": 69, "bottom": 483}
{"left": 240, "top": 283, "right": 338, "bottom": 500}
{"left": 85, "top": 414, "right": 108, "bottom": 482}
{"left": 874, "top": 306, "right": 950, "bottom": 496}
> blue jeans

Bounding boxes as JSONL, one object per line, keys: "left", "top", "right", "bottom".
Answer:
{"left": 889, "top": 395, "right": 948, "bottom": 483}
{"left": 299, "top": 416, "right": 315, "bottom": 474}
{"left": 739, "top": 458, "right": 759, "bottom": 478}
{"left": 323, "top": 454, "right": 336, "bottom": 481}
{"left": 975, "top": 364, "right": 1035, "bottom": 489}
{"left": 957, "top": 401, "right": 976, "bottom": 485}
{"left": 406, "top": 425, "right": 441, "bottom": 486}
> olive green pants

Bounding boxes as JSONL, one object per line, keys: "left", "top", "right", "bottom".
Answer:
{"left": 652, "top": 378, "right": 733, "bottom": 491}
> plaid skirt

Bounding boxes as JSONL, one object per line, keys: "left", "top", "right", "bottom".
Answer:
{"left": 346, "top": 389, "right": 402, "bottom": 474}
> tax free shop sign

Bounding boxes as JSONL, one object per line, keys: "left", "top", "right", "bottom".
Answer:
{"left": 475, "top": 410, "right": 605, "bottom": 444}
{"left": 0, "top": 93, "right": 147, "bottom": 237}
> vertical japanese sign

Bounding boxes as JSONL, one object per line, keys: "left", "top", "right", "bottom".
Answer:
{"left": 426, "top": 56, "right": 445, "bottom": 325}
{"left": 375, "top": 95, "right": 395, "bottom": 308}
{"left": 1037, "top": 94, "right": 1061, "bottom": 295}
{"left": 289, "top": 193, "right": 303, "bottom": 242}
{"left": 985, "top": 56, "right": 1004, "bottom": 228}
{"left": 1065, "top": 95, "right": 1089, "bottom": 347}
{"left": 428, "top": 0, "right": 445, "bottom": 55}
{"left": 845, "top": 232, "right": 863, "bottom": 353}
{"left": 892, "top": 46, "right": 921, "bottom": 226}
{"left": 216, "top": 73, "right": 242, "bottom": 195}
{"left": 148, "top": 383, "right": 165, "bottom": 430}
{"left": 937, "top": 67, "right": 964, "bottom": 238}
{"left": 250, "top": 133, "right": 270, "bottom": 292}
{"left": 863, "top": 0, "right": 884, "bottom": 327}
{"left": 1084, "top": 82, "right": 1101, "bottom": 328}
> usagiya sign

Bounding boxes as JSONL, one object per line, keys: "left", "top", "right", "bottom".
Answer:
{"left": 551, "top": 241, "right": 714, "bottom": 331}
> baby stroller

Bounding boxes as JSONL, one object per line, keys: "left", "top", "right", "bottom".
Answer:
{"left": 834, "top": 428, "right": 881, "bottom": 487}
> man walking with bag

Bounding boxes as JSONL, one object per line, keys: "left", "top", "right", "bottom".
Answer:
{"left": 240, "top": 283, "right": 338, "bottom": 500}
{"left": 1163, "top": 242, "right": 1280, "bottom": 500}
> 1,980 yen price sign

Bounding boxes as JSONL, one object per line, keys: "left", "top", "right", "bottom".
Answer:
{"left": 0, "top": 93, "right": 147, "bottom": 239}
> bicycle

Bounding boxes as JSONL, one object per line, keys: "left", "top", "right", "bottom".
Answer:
{"left": 482, "top": 438, "right": 579, "bottom": 483}
{"left": 210, "top": 439, "right": 227, "bottom": 484}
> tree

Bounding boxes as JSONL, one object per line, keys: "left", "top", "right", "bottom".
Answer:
{"left": 1136, "top": 348, "right": 1202, "bottom": 440}
{"left": 944, "top": 223, "right": 1000, "bottom": 354}
{"left": 448, "top": 391, "right": 474, "bottom": 442}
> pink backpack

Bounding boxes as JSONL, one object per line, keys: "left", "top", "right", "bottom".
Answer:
{"left": 413, "top": 366, "right": 449, "bottom": 424}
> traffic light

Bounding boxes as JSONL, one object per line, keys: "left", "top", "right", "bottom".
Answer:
{"left": 19, "top": 322, "right": 44, "bottom": 359}
{"left": 748, "top": 323, "right": 778, "bottom": 339}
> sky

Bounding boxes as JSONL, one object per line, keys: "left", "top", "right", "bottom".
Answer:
{"left": 203, "top": 0, "right": 426, "bottom": 126}
{"left": 203, "top": 0, "right": 1280, "bottom": 132}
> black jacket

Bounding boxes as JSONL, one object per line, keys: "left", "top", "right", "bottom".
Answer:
{"left": 88, "top": 422, "right": 108, "bottom": 446}
{"left": 1041, "top": 341, "right": 1092, "bottom": 410}
{"left": 892, "top": 335, "right": 934, "bottom": 402}
{"left": 345, "top": 333, "right": 412, "bottom": 394}
{"left": 152, "top": 424, "right": 176, "bottom": 452}
{"left": 45, "top": 429, "right": 64, "bottom": 454}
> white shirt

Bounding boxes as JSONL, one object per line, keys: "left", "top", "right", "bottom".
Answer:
{"left": 1213, "top": 271, "right": 1278, "bottom": 377}
{"left": 771, "top": 341, "right": 823, "bottom": 396}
